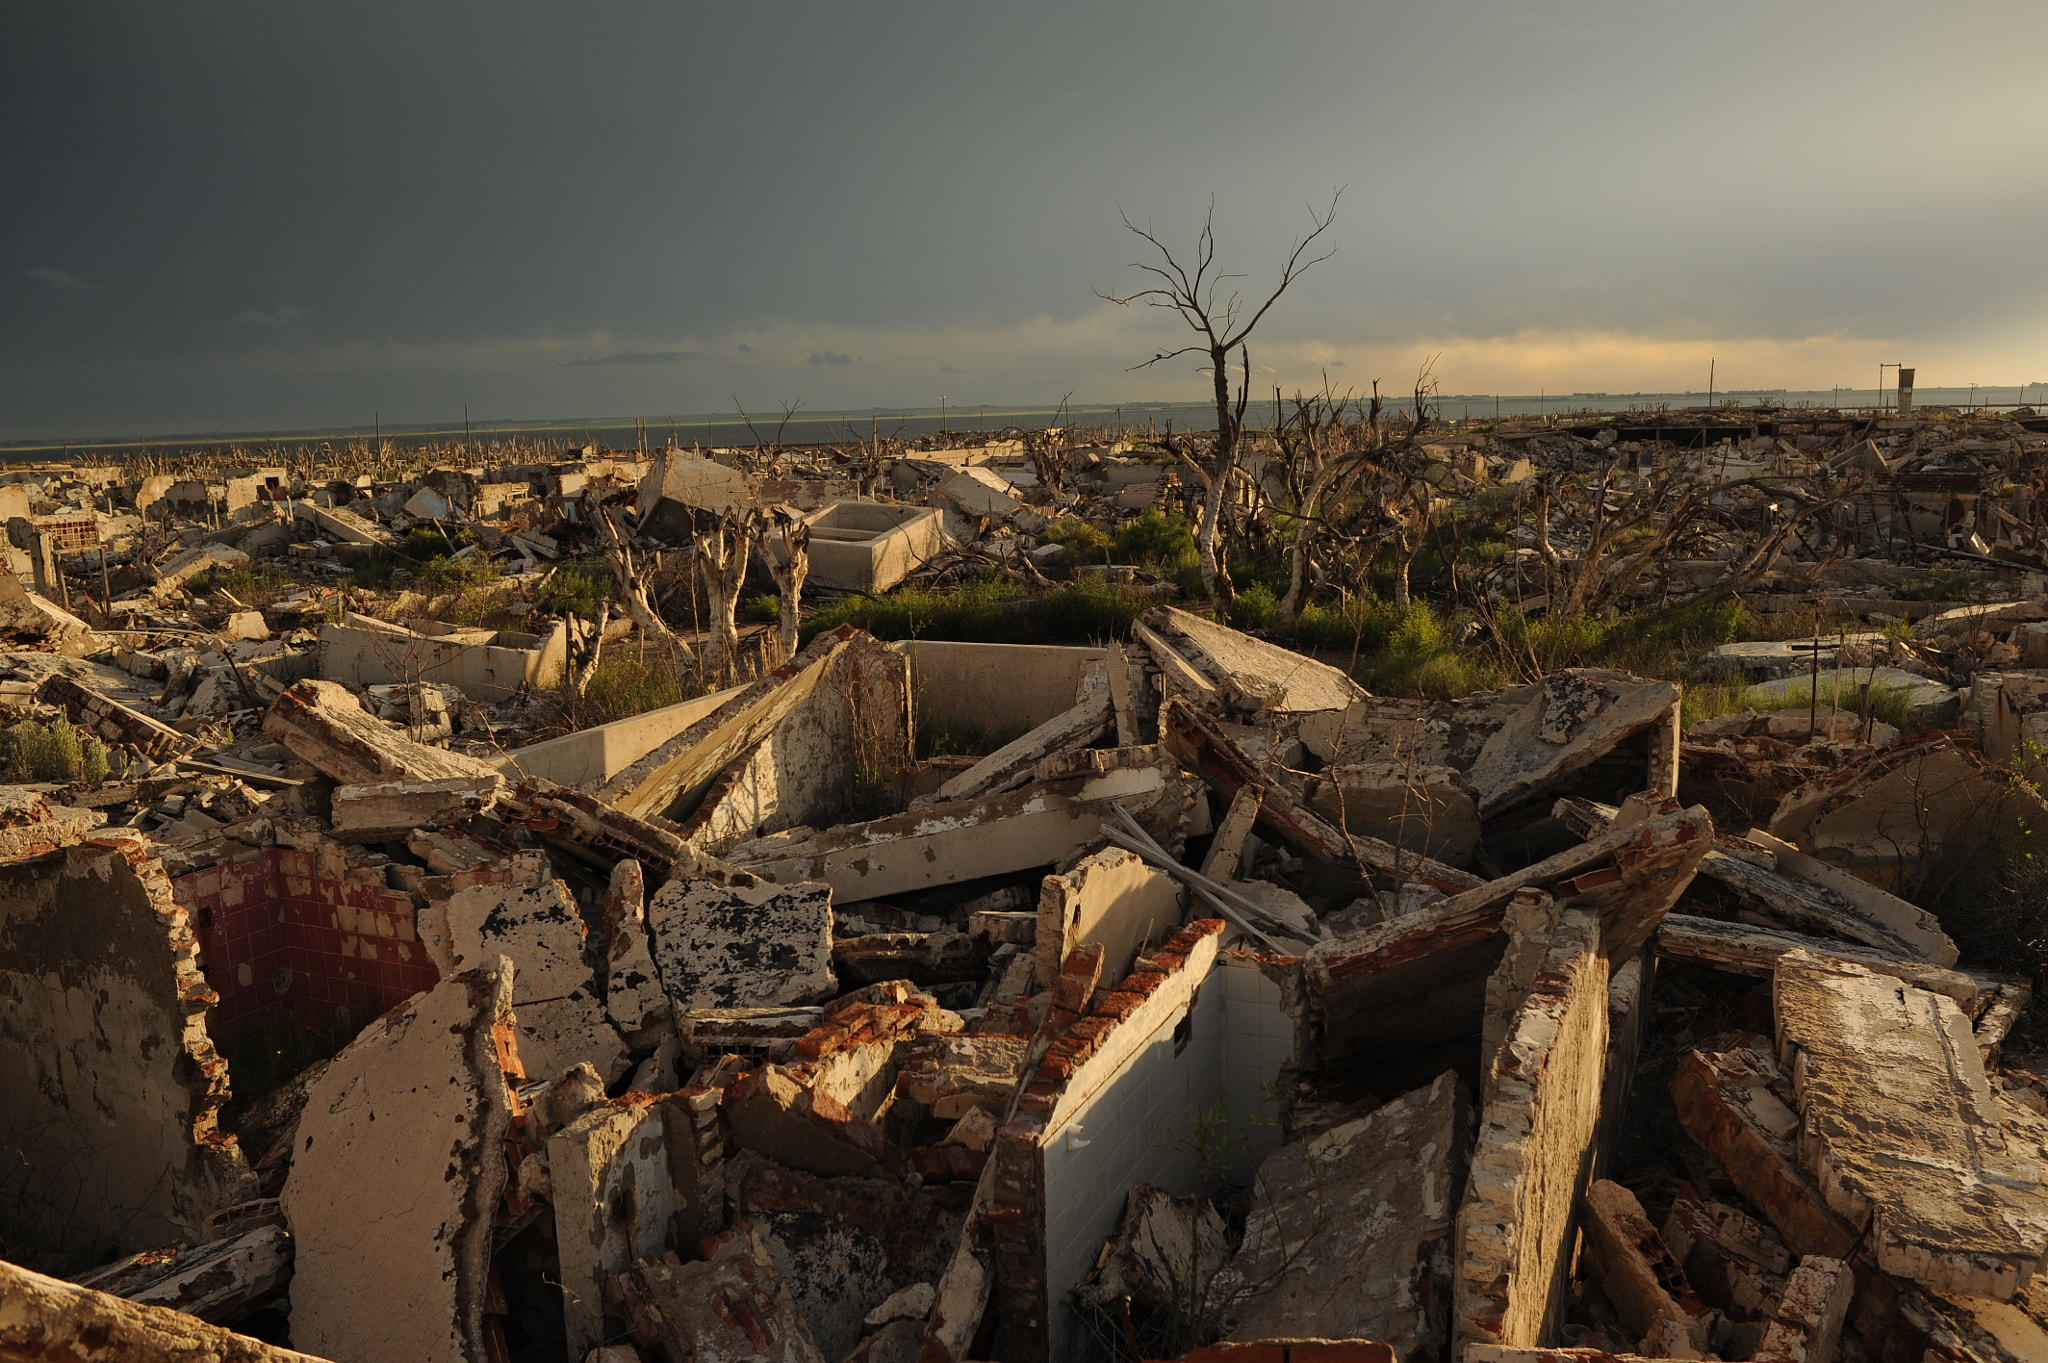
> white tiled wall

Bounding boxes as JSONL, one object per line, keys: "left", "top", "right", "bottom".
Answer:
{"left": 1039, "top": 955, "right": 1294, "bottom": 1354}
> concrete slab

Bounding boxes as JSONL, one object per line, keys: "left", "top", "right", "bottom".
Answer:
{"left": 647, "top": 875, "right": 836, "bottom": 1010}
{"left": 549, "top": 1095, "right": 675, "bottom": 1359}
{"left": 1774, "top": 951, "right": 2048, "bottom": 1299}
{"left": 1212, "top": 1070, "right": 1471, "bottom": 1361}
{"left": 282, "top": 959, "right": 519, "bottom": 1363}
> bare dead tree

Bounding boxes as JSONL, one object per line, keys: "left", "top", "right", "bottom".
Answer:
{"left": 1098, "top": 192, "right": 1341, "bottom": 612}
{"left": 1268, "top": 378, "right": 1369, "bottom": 624}
{"left": 733, "top": 396, "right": 804, "bottom": 476}
{"left": 1026, "top": 391, "right": 1075, "bottom": 500}
{"left": 698, "top": 505, "right": 757, "bottom": 682}
{"left": 597, "top": 497, "right": 697, "bottom": 674}
{"left": 761, "top": 504, "right": 811, "bottom": 662}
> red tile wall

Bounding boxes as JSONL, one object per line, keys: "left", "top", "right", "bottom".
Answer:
{"left": 180, "top": 847, "right": 441, "bottom": 1055}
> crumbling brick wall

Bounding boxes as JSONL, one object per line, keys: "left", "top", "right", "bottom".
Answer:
{"left": 0, "top": 836, "right": 256, "bottom": 1265}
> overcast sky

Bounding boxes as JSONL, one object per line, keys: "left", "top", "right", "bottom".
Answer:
{"left": 5, "top": 1, "right": 2045, "bottom": 440}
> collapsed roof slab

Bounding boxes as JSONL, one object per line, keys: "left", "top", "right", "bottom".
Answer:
{"left": 729, "top": 760, "right": 1194, "bottom": 903}
{"left": 1296, "top": 670, "right": 1681, "bottom": 822}
{"left": 1453, "top": 907, "right": 1608, "bottom": 1357}
{"left": 0, "top": 1257, "right": 330, "bottom": 1363}
{"left": 1774, "top": 951, "right": 2048, "bottom": 1300}
{"left": 281, "top": 958, "right": 520, "bottom": 1363}
{"left": 263, "top": 678, "right": 502, "bottom": 786}
{"left": 1302, "top": 805, "right": 1709, "bottom": 1080}
{"left": 1136, "top": 604, "right": 1368, "bottom": 714}
{"left": 1767, "top": 737, "right": 2048, "bottom": 890}
{"left": 648, "top": 874, "right": 837, "bottom": 1011}
{"left": 0, "top": 834, "right": 257, "bottom": 1264}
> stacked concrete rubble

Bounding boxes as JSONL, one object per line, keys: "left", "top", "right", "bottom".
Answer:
{"left": 5, "top": 411, "right": 2048, "bottom": 1360}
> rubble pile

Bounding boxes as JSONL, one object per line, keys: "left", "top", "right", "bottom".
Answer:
{"left": 3, "top": 411, "right": 2048, "bottom": 1362}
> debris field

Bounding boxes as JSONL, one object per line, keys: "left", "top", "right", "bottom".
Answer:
{"left": 6, "top": 405, "right": 2048, "bottom": 1363}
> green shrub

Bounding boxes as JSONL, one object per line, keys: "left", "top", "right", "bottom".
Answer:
{"left": 3, "top": 718, "right": 108, "bottom": 784}
{"left": 538, "top": 561, "right": 615, "bottom": 619}
{"left": 1112, "top": 510, "right": 1198, "bottom": 574}
{"left": 1230, "top": 581, "right": 1280, "bottom": 630}
{"left": 570, "top": 645, "right": 691, "bottom": 728}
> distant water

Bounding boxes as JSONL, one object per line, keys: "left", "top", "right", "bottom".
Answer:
{"left": 7, "top": 386, "right": 2041, "bottom": 460}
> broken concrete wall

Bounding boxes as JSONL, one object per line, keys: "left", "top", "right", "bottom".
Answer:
{"left": 990, "top": 923, "right": 1295, "bottom": 1358}
{"left": 683, "top": 631, "right": 912, "bottom": 852}
{"left": 0, "top": 836, "right": 257, "bottom": 1264}
{"left": 495, "top": 681, "right": 744, "bottom": 790}
{"left": 1212, "top": 1070, "right": 1472, "bottom": 1362}
{"left": 179, "top": 847, "right": 438, "bottom": 1054}
{"left": 1302, "top": 760, "right": 1483, "bottom": 869}
{"left": 317, "top": 613, "right": 568, "bottom": 702}
{"left": 730, "top": 760, "right": 1189, "bottom": 902}
{"left": 282, "top": 958, "right": 519, "bottom": 1363}
{"left": 1453, "top": 907, "right": 1609, "bottom": 1356}
{"left": 894, "top": 639, "right": 1108, "bottom": 739}
{"left": 1033, "top": 846, "right": 1187, "bottom": 992}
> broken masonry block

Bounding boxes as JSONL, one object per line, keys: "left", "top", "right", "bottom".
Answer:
{"left": 1579, "top": 1178, "right": 1720, "bottom": 1356}
{"left": 720, "top": 1064, "right": 902, "bottom": 1180}
{"left": 617, "top": 1220, "right": 825, "bottom": 1363}
{"left": 648, "top": 874, "right": 836, "bottom": 1011}
{"left": 1668, "top": 1044, "right": 1859, "bottom": 1264}
{"left": 282, "top": 957, "right": 520, "bottom": 1363}
{"left": 1452, "top": 907, "right": 1607, "bottom": 1356}
{"left": 1210, "top": 1070, "right": 1471, "bottom": 1362}
{"left": 327, "top": 772, "right": 503, "bottom": 843}
{"left": 550, "top": 1094, "right": 676, "bottom": 1361}
{"left": 1773, "top": 950, "right": 2048, "bottom": 1299}
{"left": 1751, "top": 1255, "right": 1854, "bottom": 1363}
{"left": 264, "top": 677, "right": 501, "bottom": 785}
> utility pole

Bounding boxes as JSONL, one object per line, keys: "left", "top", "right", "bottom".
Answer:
{"left": 1708, "top": 357, "right": 1715, "bottom": 409}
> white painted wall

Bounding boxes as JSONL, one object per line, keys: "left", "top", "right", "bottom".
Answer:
{"left": 1038, "top": 954, "right": 1291, "bottom": 1355}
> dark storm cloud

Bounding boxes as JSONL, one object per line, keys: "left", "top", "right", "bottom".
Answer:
{"left": 1, "top": 1, "right": 2041, "bottom": 440}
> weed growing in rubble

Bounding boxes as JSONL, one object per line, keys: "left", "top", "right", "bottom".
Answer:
{"left": 2, "top": 719, "right": 108, "bottom": 785}
{"left": 562, "top": 643, "right": 692, "bottom": 729}
{"left": 802, "top": 574, "right": 1156, "bottom": 647}
{"left": 538, "top": 561, "right": 615, "bottom": 619}
{"left": 187, "top": 560, "right": 291, "bottom": 601}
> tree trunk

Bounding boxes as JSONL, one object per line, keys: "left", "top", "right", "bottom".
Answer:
{"left": 1392, "top": 543, "right": 1413, "bottom": 612}
{"left": 765, "top": 513, "right": 809, "bottom": 663}
{"left": 600, "top": 512, "right": 696, "bottom": 676}
{"left": 1196, "top": 342, "right": 1239, "bottom": 613}
{"left": 700, "top": 509, "right": 756, "bottom": 683}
